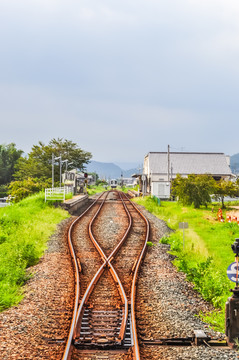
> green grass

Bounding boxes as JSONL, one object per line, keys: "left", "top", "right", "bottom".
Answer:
{"left": 87, "top": 185, "right": 137, "bottom": 196}
{"left": 133, "top": 196, "right": 239, "bottom": 332}
{"left": 87, "top": 185, "right": 109, "bottom": 196}
{"left": 0, "top": 192, "right": 69, "bottom": 311}
{"left": 65, "top": 192, "right": 73, "bottom": 200}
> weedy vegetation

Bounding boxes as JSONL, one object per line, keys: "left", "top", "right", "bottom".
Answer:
{"left": 87, "top": 184, "right": 109, "bottom": 196}
{"left": 133, "top": 196, "right": 239, "bottom": 332}
{"left": 0, "top": 192, "right": 69, "bottom": 311}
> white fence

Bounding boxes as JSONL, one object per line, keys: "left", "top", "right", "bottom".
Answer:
{"left": 45, "top": 186, "right": 73, "bottom": 202}
{"left": 0, "top": 197, "right": 11, "bottom": 207}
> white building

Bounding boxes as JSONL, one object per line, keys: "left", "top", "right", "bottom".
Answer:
{"left": 143, "top": 152, "right": 232, "bottom": 199}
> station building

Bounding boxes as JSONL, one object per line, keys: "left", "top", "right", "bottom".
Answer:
{"left": 62, "top": 169, "right": 95, "bottom": 194}
{"left": 143, "top": 152, "right": 232, "bottom": 199}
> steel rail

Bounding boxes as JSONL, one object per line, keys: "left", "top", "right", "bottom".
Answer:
{"left": 88, "top": 190, "right": 110, "bottom": 262}
{"left": 107, "top": 191, "right": 132, "bottom": 260}
{"left": 73, "top": 191, "right": 110, "bottom": 340}
{"left": 74, "top": 190, "right": 132, "bottom": 343}
{"left": 62, "top": 192, "right": 107, "bottom": 360}
{"left": 63, "top": 190, "right": 149, "bottom": 360}
{"left": 73, "top": 261, "right": 107, "bottom": 340}
{"left": 121, "top": 193, "right": 150, "bottom": 360}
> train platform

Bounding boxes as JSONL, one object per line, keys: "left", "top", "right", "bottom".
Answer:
{"left": 61, "top": 193, "right": 89, "bottom": 214}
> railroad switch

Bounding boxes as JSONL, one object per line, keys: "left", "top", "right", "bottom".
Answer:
{"left": 193, "top": 330, "right": 211, "bottom": 346}
{"left": 141, "top": 332, "right": 228, "bottom": 348}
{"left": 226, "top": 286, "right": 239, "bottom": 347}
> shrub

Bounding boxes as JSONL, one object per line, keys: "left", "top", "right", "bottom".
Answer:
{"left": 8, "top": 177, "right": 51, "bottom": 202}
{"left": 160, "top": 235, "right": 170, "bottom": 244}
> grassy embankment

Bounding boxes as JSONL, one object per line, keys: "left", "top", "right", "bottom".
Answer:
{"left": 86, "top": 185, "right": 138, "bottom": 196}
{"left": 133, "top": 196, "right": 239, "bottom": 332}
{"left": 0, "top": 193, "right": 69, "bottom": 311}
{"left": 87, "top": 185, "right": 109, "bottom": 196}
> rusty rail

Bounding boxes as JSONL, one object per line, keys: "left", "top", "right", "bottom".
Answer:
{"left": 74, "top": 190, "right": 132, "bottom": 343}
{"left": 125, "top": 193, "right": 150, "bottom": 360}
{"left": 63, "top": 190, "right": 149, "bottom": 360}
{"left": 62, "top": 192, "right": 106, "bottom": 360}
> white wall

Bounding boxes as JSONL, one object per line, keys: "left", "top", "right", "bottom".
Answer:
{"left": 152, "top": 181, "right": 171, "bottom": 199}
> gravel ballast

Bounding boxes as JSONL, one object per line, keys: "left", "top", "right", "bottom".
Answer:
{"left": 0, "top": 218, "right": 75, "bottom": 360}
{"left": 0, "top": 196, "right": 238, "bottom": 359}
{"left": 136, "top": 206, "right": 238, "bottom": 359}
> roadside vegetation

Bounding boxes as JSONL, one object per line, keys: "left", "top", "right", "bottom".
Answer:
{"left": 0, "top": 192, "right": 69, "bottom": 311}
{"left": 86, "top": 179, "right": 109, "bottom": 196}
{"left": 87, "top": 184, "right": 109, "bottom": 196}
{"left": 133, "top": 196, "right": 239, "bottom": 332}
{"left": 86, "top": 184, "right": 136, "bottom": 196}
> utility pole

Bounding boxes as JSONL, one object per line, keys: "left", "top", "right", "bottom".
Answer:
{"left": 66, "top": 161, "right": 73, "bottom": 172}
{"left": 61, "top": 159, "right": 71, "bottom": 187}
{"left": 59, "top": 155, "right": 62, "bottom": 188}
{"left": 54, "top": 155, "right": 61, "bottom": 187}
{"left": 52, "top": 153, "right": 54, "bottom": 188}
{"left": 167, "top": 144, "right": 170, "bottom": 182}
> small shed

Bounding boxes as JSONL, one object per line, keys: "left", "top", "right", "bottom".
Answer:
{"left": 143, "top": 152, "right": 232, "bottom": 199}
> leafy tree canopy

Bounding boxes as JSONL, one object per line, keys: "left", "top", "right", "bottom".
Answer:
{"left": 213, "top": 179, "right": 238, "bottom": 208}
{"left": 14, "top": 138, "right": 92, "bottom": 181}
{"left": 0, "top": 143, "right": 23, "bottom": 185}
{"left": 171, "top": 174, "right": 216, "bottom": 208}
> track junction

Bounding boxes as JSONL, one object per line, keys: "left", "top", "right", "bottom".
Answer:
{"left": 0, "top": 190, "right": 238, "bottom": 359}
{"left": 63, "top": 190, "right": 149, "bottom": 360}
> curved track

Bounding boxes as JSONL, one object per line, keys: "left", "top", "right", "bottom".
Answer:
{"left": 62, "top": 190, "right": 150, "bottom": 360}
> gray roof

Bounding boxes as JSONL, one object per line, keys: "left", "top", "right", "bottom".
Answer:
{"left": 147, "top": 152, "right": 232, "bottom": 176}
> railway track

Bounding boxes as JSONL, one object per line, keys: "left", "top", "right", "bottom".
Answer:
{"left": 62, "top": 190, "right": 150, "bottom": 360}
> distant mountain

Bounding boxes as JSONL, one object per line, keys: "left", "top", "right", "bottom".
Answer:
{"left": 123, "top": 168, "right": 138, "bottom": 177}
{"left": 114, "top": 162, "right": 140, "bottom": 171}
{"left": 231, "top": 153, "right": 239, "bottom": 174}
{"left": 86, "top": 160, "right": 138, "bottom": 179}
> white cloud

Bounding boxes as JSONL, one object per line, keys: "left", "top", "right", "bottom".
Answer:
{"left": 0, "top": 83, "right": 235, "bottom": 160}
{"left": 1, "top": 0, "right": 239, "bottom": 160}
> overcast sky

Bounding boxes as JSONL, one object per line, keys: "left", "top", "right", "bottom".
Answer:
{"left": 1, "top": 0, "right": 239, "bottom": 164}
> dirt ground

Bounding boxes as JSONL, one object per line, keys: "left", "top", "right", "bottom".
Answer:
{"left": 226, "top": 206, "right": 239, "bottom": 220}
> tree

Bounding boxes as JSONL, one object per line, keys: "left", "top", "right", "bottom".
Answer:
{"left": 14, "top": 138, "right": 92, "bottom": 181}
{"left": 0, "top": 143, "right": 23, "bottom": 185}
{"left": 171, "top": 174, "right": 216, "bottom": 208}
{"left": 213, "top": 179, "right": 238, "bottom": 208}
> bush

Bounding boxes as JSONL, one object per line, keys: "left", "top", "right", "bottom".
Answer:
{"left": 163, "top": 232, "right": 182, "bottom": 252}
{"left": 160, "top": 235, "right": 170, "bottom": 244}
{"left": 8, "top": 177, "right": 52, "bottom": 202}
